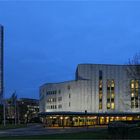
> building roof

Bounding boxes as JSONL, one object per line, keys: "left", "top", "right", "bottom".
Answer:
{"left": 40, "top": 63, "right": 140, "bottom": 88}
{"left": 40, "top": 80, "right": 75, "bottom": 87}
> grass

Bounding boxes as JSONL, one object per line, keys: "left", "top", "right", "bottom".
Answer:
{"left": 0, "top": 124, "right": 27, "bottom": 130}
{"left": 0, "top": 130, "right": 109, "bottom": 139}
{"left": 0, "top": 126, "right": 140, "bottom": 139}
{"left": 127, "top": 127, "right": 140, "bottom": 139}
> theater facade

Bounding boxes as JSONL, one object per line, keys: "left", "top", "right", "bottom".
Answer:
{"left": 39, "top": 64, "right": 140, "bottom": 127}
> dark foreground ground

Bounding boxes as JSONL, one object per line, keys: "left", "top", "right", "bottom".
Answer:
{"left": 0, "top": 124, "right": 140, "bottom": 139}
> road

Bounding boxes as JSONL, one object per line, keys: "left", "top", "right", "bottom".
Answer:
{"left": 0, "top": 124, "right": 107, "bottom": 137}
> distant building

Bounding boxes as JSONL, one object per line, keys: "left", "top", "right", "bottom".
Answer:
{"left": 0, "top": 25, "right": 3, "bottom": 104}
{"left": 39, "top": 64, "right": 140, "bottom": 127}
{"left": 6, "top": 98, "right": 39, "bottom": 124}
{"left": 18, "top": 98, "right": 39, "bottom": 123}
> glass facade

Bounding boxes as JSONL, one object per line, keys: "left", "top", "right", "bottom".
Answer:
{"left": 41, "top": 114, "right": 138, "bottom": 127}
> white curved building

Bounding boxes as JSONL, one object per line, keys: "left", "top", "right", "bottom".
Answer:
{"left": 39, "top": 64, "right": 140, "bottom": 126}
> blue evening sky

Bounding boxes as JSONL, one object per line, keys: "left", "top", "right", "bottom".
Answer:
{"left": 0, "top": 0, "right": 140, "bottom": 99}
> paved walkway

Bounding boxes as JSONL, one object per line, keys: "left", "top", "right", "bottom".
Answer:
{"left": 0, "top": 124, "right": 107, "bottom": 137}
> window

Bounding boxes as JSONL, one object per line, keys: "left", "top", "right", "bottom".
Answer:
{"left": 58, "top": 97, "right": 62, "bottom": 101}
{"left": 131, "top": 93, "right": 134, "bottom": 97}
{"left": 69, "top": 94, "right": 71, "bottom": 98}
{"left": 111, "top": 92, "right": 115, "bottom": 99}
{"left": 55, "top": 105, "right": 57, "bottom": 109}
{"left": 111, "top": 80, "right": 115, "bottom": 87}
{"left": 99, "top": 70, "right": 103, "bottom": 110}
{"left": 99, "top": 102, "right": 102, "bottom": 110}
{"left": 99, "top": 93, "right": 102, "bottom": 99}
{"left": 53, "top": 98, "right": 56, "bottom": 102}
{"left": 107, "top": 103, "right": 110, "bottom": 109}
{"left": 111, "top": 102, "right": 115, "bottom": 109}
{"left": 131, "top": 80, "right": 135, "bottom": 89}
{"left": 130, "top": 80, "right": 139, "bottom": 109}
{"left": 58, "top": 104, "right": 62, "bottom": 109}
{"left": 106, "top": 80, "right": 115, "bottom": 110}
{"left": 99, "top": 70, "right": 102, "bottom": 80}
{"left": 69, "top": 102, "right": 71, "bottom": 107}
{"left": 107, "top": 81, "right": 110, "bottom": 88}
{"left": 107, "top": 93, "right": 110, "bottom": 99}
{"left": 136, "top": 80, "right": 139, "bottom": 89}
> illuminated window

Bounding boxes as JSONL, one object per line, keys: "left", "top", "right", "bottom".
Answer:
{"left": 99, "top": 84, "right": 102, "bottom": 88}
{"left": 99, "top": 102, "right": 102, "bottom": 110}
{"left": 107, "top": 80, "right": 110, "bottom": 87}
{"left": 136, "top": 90, "right": 138, "bottom": 97}
{"left": 107, "top": 103, "right": 110, "bottom": 109}
{"left": 130, "top": 80, "right": 139, "bottom": 109}
{"left": 111, "top": 102, "right": 115, "bottom": 109}
{"left": 111, "top": 93, "right": 115, "bottom": 98}
{"left": 136, "top": 80, "right": 139, "bottom": 89}
{"left": 111, "top": 80, "right": 115, "bottom": 87}
{"left": 131, "top": 80, "right": 135, "bottom": 89}
{"left": 107, "top": 80, "right": 115, "bottom": 110}
{"left": 99, "top": 93, "right": 102, "bottom": 99}
{"left": 131, "top": 93, "right": 134, "bottom": 97}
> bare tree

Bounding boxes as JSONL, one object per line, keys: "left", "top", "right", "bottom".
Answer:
{"left": 126, "top": 52, "right": 140, "bottom": 79}
{"left": 125, "top": 52, "right": 140, "bottom": 111}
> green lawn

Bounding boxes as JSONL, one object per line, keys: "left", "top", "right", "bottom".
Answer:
{"left": 0, "top": 130, "right": 109, "bottom": 139}
{"left": 0, "top": 127, "right": 140, "bottom": 139}
{"left": 0, "top": 124, "right": 27, "bottom": 130}
{"left": 127, "top": 127, "right": 140, "bottom": 139}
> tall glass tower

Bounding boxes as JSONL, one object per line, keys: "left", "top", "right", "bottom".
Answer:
{"left": 0, "top": 25, "right": 3, "bottom": 104}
